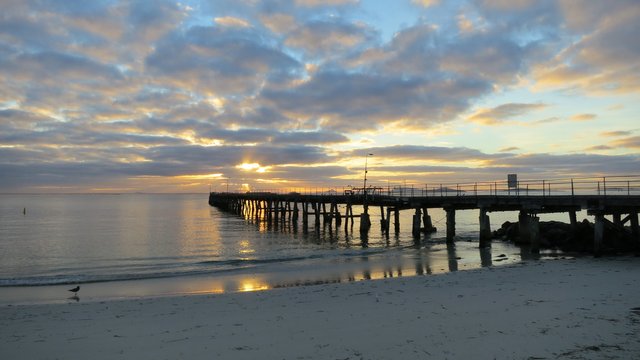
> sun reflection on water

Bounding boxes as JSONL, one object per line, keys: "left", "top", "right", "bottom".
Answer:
{"left": 239, "top": 278, "right": 271, "bottom": 292}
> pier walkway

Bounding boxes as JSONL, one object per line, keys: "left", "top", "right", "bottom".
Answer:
{"left": 209, "top": 175, "right": 640, "bottom": 255}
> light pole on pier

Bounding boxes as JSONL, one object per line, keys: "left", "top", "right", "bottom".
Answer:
{"left": 363, "top": 153, "right": 373, "bottom": 215}
{"left": 363, "top": 153, "right": 373, "bottom": 194}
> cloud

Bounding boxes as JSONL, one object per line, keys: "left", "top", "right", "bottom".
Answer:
{"left": 570, "top": 113, "right": 597, "bottom": 121}
{"left": 343, "top": 145, "right": 502, "bottom": 162}
{"left": 585, "top": 145, "right": 613, "bottom": 151}
{"left": 439, "top": 31, "right": 531, "bottom": 83}
{"left": 262, "top": 70, "right": 490, "bottom": 131}
{"left": 285, "top": 20, "right": 376, "bottom": 58}
{"left": 214, "top": 16, "right": 251, "bottom": 28}
{"left": 260, "top": 13, "right": 297, "bottom": 34}
{"left": 411, "top": 0, "right": 440, "bottom": 8}
{"left": 507, "top": 153, "right": 640, "bottom": 175}
{"left": 601, "top": 130, "right": 632, "bottom": 137}
{"left": 468, "top": 103, "right": 547, "bottom": 124}
{"left": 145, "top": 25, "right": 301, "bottom": 94}
{"left": 611, "top": 136, "right": 640, "bottom": 149}
{"left": 272, "top": 131, "right": 349, "bottom": 144}
{"left": 294, "top": 0, "right": 358, "bottom": 7}
{"left": 145, "top": 144, "right": 333, "bottom": 168}
{"left": 534, "top": 0, "right": 640, "bottom": 93}
{"left": 499, "top": 146, "right": 520, "bottom": 152}
{"left": 10, "top": 51, "right": 124, "bottom": 82}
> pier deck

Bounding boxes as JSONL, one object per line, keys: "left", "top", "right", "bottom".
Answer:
{"left": 209, "top": 176, "right": 640, "bottom": 255}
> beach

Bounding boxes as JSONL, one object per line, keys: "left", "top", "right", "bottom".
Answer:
{"left": 2, "top": 256, "right": 639, "bottom": 359}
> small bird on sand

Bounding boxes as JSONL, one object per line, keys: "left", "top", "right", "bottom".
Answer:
{"left": 68, "top": 286, "right": 80, "bottom": 295}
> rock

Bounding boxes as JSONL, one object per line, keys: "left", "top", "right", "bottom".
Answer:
{"left": 496, "top": 217, "right": 639, "bottom": 254}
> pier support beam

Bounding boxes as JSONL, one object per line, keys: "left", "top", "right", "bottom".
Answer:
{"left": 569, "top": 210, "right": 577, "bottom": 237}
{"left": 385, "top": 207, "right": 392, "bottom": 238}
{"left": 530, "top": 216, "right": 540, "bottom": 254}
{"left": 422, "top": 208, "right": 435, "bottom": 233}
{"left": 266, "top": 200, "right": 273, "bottom": 224}
{"left": 360, "top": 213, "right": 371, "bottom": 233}
{"left": 293, "top": 202, "right": 299, "bottom": 223}
{"left": 412, "top": 208, "right": 422, "bottom": 238}
{"left": 344, "top": 204, "right": 353, "bottom": 228}
{"left": 394, "top": 208, "right": 400, "bottom": 234}
{"left": 273, "top": 200, "right": 279, "bottom": 224}
{"left": 630, "top": 212, "right": 639, "bottom": 241}
{"left": 314, "top": 202, "right": 320, "bottom": 232}
{"left": 479, "top": 208, "right": 491, "bottom": 248}
{"left": 302, "top": 202, "right": 308, "bottom": 234}
{"left": 332, "top": 203, "right": 342, "bottom": 227}
{"left": 445, "top": 208, "right": 456, "bottom": 243}
{"left": 322, "top": 203, "right": 329, "bottom": 224}
{"left": 594, "top": 213, "right": 605, "bottom": 257}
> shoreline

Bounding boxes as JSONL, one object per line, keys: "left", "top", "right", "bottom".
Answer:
{"left": 0, "top": 241, "right": 533, "bottom": 305}
{"left": 2, "top": 256, "right": 639, "bottom": 359}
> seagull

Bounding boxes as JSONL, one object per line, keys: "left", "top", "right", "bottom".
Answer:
{"left": 68, "top": 286, "right": 80, "bottom": 295}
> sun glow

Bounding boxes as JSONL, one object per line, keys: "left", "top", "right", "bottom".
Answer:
{"left": 175, "top": 173, "right": 224, "bottom": 180}
{"left": 236, "top": 163, "right": 271, "bottom": 173}
{"left": 239, "top": 279, "right": 270, "bottom": 292}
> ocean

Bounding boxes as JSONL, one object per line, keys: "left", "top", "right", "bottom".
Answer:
{"left": 0, "top": 194, "right": 571, "bottom": 304}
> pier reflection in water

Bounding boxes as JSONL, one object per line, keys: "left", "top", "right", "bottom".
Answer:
{"left": 195, "top": 201, "right": 552, "bottom": 296}
{"left": 208, "top": 241, "right": 522, "bottom": 294}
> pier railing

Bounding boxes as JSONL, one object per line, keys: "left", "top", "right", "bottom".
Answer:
{"left": 216, "top": 175, "right": 640, "bottom": 198}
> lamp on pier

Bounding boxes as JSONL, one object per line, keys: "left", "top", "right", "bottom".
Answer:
{"left": 363, "top": 153, "right": 374, "bottom": 194}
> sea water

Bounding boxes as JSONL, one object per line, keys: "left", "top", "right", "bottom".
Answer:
{"left": 0, "top": 194, "right": 574, "bottom": 303}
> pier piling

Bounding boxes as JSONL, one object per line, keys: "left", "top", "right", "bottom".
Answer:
{"left": 445, "top": 208, "right": 456, "bottom": 243}
{"left": 594, "top": 213, "right": 605, "bottom": 257}
{"left": 412, "top": 208, "right": 422, "bottom": 238}
{"left": 479, "top": 208, "right": 491, "bottom": 248}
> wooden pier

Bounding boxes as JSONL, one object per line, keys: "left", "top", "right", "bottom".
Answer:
{"left": 209, "top": 176, "right": 640, "bottom": 255}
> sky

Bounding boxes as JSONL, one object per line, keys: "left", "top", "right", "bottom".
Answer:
{"left": 0, "top": 0, "right": 639, "bottom": 193}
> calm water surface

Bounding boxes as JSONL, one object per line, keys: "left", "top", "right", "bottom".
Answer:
{"left": 0, "top": 194, "right": 570, "bottom": 303}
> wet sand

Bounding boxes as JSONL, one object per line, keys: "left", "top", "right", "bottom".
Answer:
{"left": 2, "top": 257, "right": 639, "bottom": 359}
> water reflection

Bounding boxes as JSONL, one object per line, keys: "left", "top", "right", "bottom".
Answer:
{"left": 239, "top": 278, "right": 270, "bottom": 292}
{"left": 190, "top": 242, "right": 523, "bottom": 296}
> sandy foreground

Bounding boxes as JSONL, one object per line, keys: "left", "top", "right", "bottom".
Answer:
{"left": 1, "top": 257, "right": 639, "bottom": 360}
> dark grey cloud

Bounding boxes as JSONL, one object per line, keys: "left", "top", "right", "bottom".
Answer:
{"left": 262, "top": 70, "right": 490, "bottom": 130}
{"left": 344, "top": 145, "right": 503, "bottom": 161}
{"left": 477, "top": 0, "right": 562, "bottom": 34}
{"left": 285, "top": 19, "right": 377, "bottom": 58}
{"left": 146, "top": 144, "right": 332, "bottom": 167}
{"left": 146, "top": 25, "right": 301, "bottom": 94}
{"left": 263, "top": 165, "right": 352, "bottom": 181}
{"left": 272, "top": 131, "right": 348, "bottom": 144}
{"left": 0, "top": 143, "right": 336, "bottom": 190}
{"left": 440, "top": 32, "right": 532, "bottom": 84}
{"left": 12, "top": 51, "right": 124, "bottom": 81}
{"left": 497, "top": 153, "right": 640, "bottom": 175}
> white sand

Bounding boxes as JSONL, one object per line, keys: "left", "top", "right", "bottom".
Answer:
{"left": 2, "top": 257, "right": 639, "bottom": 359}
